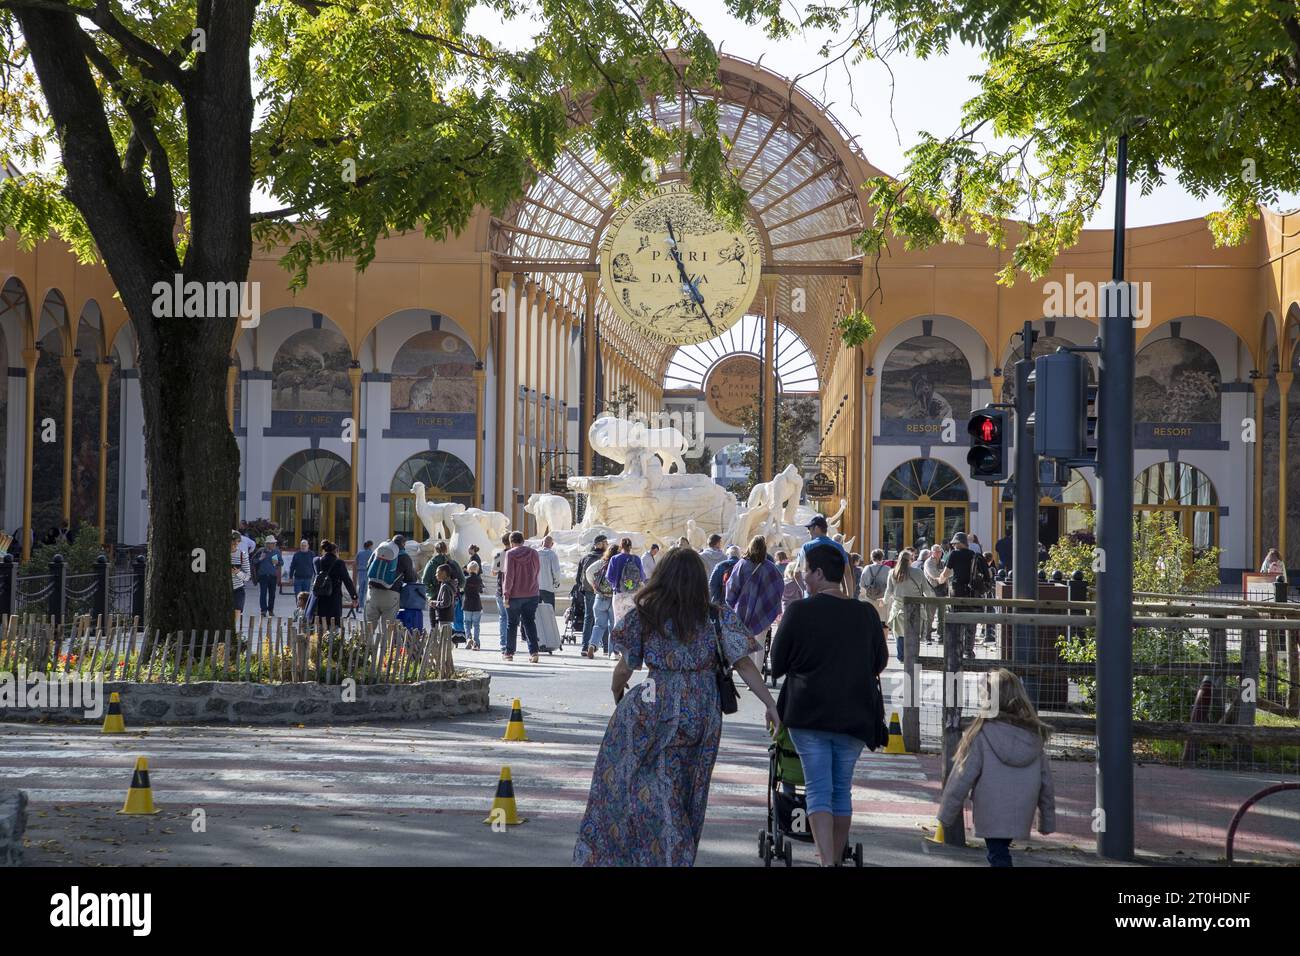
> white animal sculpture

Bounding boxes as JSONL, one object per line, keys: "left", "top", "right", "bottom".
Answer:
{"left": 588, "top": 415, "right": 689, "bottom": 475}
{"left": 411, "top": 482, "right": 467, "bottom": 542}
{"left": 746, "top": 464, "right": 804, "bottom": 525}
{"left": 826, "top": 498, "right": 848, "bottom": 532}
{"left": 525, "top": 492, "right": 573, "bottom": 537}
{"left": 449, "top": 508, "right": 511, "bottom": 566}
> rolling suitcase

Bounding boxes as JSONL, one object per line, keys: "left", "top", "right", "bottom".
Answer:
{"left": 534, "top": 601, "right": 562, "bottom": 653}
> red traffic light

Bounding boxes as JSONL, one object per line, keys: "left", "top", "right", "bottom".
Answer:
{"left": 968, "top": 413, "right": 1000, "bottom": 442}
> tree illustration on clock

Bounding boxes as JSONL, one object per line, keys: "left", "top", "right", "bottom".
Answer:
{"left": 599, "top": 182, "right": 762, "bottom": 345}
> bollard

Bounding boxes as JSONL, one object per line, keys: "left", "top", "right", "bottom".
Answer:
{"left": 48, "top": 553, "right": 66, "bottom": 625}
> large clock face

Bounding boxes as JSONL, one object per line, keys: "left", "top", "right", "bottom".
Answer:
{"left": 599, "top": 181, "right": 762, "bottom": 345}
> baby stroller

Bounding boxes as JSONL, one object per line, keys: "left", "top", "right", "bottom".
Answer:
{"left": 562, "top": 585, "right": 584, "bottom": 645}
{"left": 759, "top": 726, "right": 863, "bottom": 867}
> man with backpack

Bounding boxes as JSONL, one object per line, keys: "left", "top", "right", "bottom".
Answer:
{"left": 709, "top": 545, "right": 742, "bottom": 605}
{"left": 575, "top": 535, "right": 608, "bottom": 657}
{"left": 583, "top": 539, "right": 616, "bottom": 658}
{"left": 501, "top": 531, "right": 541, "bottom": 662}
{"left": 364, "top": 534, "right": 418, "bottom": 629}
{"left": 938, "top": 532, "right": 990, "bottom": 658}
{"left": 857, "top": 549, "right": 890, "bottom": 615}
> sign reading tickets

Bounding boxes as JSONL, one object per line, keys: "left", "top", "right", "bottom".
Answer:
{"left": 599, "top": 181, "right": 762, "bottom": 345}
{"left": 705, "top": 355, "right": 762, "bottom": 426}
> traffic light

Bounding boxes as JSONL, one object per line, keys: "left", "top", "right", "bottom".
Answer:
{"left": 967, "top": 407, "right": 1010, "bottom": 482}
{"left": 1085, "top": 383, "right": 1099, "bottom": 461}
{"left": 1028, "top": 349, "right": 1088, "bottom": 461}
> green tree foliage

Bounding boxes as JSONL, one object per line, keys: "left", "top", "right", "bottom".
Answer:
{"left": 730, "top": 0, "right": 1300, "bottom": 285}
{"left": 734, "top": 395, "right": 818, "bottom": 499}
{"left": 1048, "top": 508, "right": 1224, "bottom": 721}
{"left": 0, "top": 1, "right": 739, "bottom": 633}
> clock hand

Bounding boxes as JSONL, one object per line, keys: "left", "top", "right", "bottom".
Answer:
{"left": 664, "top": 217, "right": 716, "bottom": 333}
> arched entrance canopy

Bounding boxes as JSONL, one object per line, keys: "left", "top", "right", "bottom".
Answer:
{"left": 490, "top": 54, "right": 870, "bottom": 382}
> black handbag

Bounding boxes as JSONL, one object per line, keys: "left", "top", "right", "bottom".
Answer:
{"left": 710, "top": 609, "right": 739, "bottom": 715}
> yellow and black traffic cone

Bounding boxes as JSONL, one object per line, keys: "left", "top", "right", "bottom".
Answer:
{"left": 118, "top": 757, "right": 161, "bottom": 815}
{"left": 502, "top": 698, "right": 528, "bottom": 741}
{"left": 101, "top": 692, "right": 125, "bottom": 734}
{"left": 926, "top": 821, "right": 946, "bottom": 845}
{"left": 482, "top": 766, "right": 527, "bottom": 826}
{"left": 885, "top": 710, "right": 907, "bottom": 754}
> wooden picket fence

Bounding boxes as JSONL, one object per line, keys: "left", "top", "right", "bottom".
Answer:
{"left": 0, "top": 613, "right": 456, "bottom": 685}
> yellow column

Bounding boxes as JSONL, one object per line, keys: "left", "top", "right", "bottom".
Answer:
{"left": 558, "top": 310, "right": 570, "bottom": 458}
{"left": 226, "top": 359, "right": 238, "bottom": 430}
{"left": 60, "top": 354, "right": 77, "bottom": 524}
{"left": 1253, "top": 377, "right": 1266, "bottom": 566}
{"left": 525, "top": 283, "right": 540, "bottom": 525}
{"left": 96, "top": 361, "right": 112, "bottom": 546}
{"left": 581, "top": 272, "right": 598, "bottom": 475}
{"left": 348, "top": 364, "right": 362, "bottom": 556}
{"left": 21, "top": 347, "right": 37, "bottom": 562}
{"left": 474, "top": 364, "right": 486, "bottom": 508}
{"left": 855, "top": 357, "right": 870, "bottom": 549}
{"left": 544, "top": 295, "right": 555, "bottom": 467}
{"left": 494, "top": 272, "right": 513, "bottom": 513}
{"left": 761, "top": 276, "right": 779, "bottom": 482}
{"left": 1278, "top": 370, "right": 1294, "bottom": 561}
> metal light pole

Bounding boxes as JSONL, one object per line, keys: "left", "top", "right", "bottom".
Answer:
{"left": 1095, "top": 131, "right": 1136, "bottom": 860}
{"left": 1013, "top": 321, "right": 1039, "bottom": 704}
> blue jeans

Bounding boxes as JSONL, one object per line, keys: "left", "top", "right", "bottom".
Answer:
{"left": 453, "top": 596, "right": 464, "bottom": 634}
{"left": 581, "top": 591, "right": 596, "bottom": 649}
{"left": 506, "top": 596, "right": 539, "bottom": 656}
{"left": 259, "top": 578, "right": 277, "bottom": 615}
{"left": 294, "top": 577, "right": 311, "bottom": 595}
{"left": 590, "top": 594, "right": 614, "bottom": 653}
{"left": 985, "top": 838, "right": 1013, "bottom": 867}
{"left": 463, "top": 610, "right": 482, "bottom": 645}
{"left": 787, "top": 728, "right": 864, "bottom": 816}
{"left": 356, "top": 574, "right": 368, "bottom": 610}
{"left": 497, "top": 594, "right": 508, "bottom": 650}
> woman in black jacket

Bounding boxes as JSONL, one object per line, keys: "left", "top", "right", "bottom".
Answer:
{"left": 770, "top": 543, "right": 889, "bottom": 866}
{"left": 311, "top": 540, "right": 358, "bottom": 626}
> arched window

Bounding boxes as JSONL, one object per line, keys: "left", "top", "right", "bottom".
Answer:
{"left": 880, "top": 335, "right": 972, "bottom": 437}
{"left": 1001, "top": 469, "right": 1093, "bottom": 549}
{"left": 664, "top": 315, "right": 818, "bottom": 393}
{"left": 389, "top": 451, "right": 475, "bottom": 539}
{"left": 879, "top": 459, "right": 969, "bottom": 556}
{"left": 271, "top": 450, "right": 352, "bottom": 553}
{"left": 271, "top": 328, "right": 352, "bottom": 412}
{"left": 1134, "top": 462, "right": 1218, "bottom": 551}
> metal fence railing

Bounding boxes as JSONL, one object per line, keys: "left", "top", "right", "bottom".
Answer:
{"left": 0, "top": 553, "right": 145, "bottom": 625}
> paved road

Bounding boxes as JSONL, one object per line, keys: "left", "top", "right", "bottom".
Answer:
{"left": 4, "top": 615, "right": 1291, "bottom": 866}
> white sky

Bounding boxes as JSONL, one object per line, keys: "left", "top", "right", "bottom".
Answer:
{"left": 464, "top": 1, "right": 1300, "bottom": 229}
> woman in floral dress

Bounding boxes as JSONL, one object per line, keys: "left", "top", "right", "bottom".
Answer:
{"left": 574, "top": 547, "right": 780, "bottom": 866}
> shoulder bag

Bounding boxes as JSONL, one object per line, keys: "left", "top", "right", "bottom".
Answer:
{"left": 710, "top": 609, "right": 739, "bottom": 715}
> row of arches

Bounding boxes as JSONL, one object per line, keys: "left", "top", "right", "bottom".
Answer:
{"left": 271, "top": 449, "right": 475, "bottom": 550}
{"left": 878, "top": 459, "right": 1219, "bottom": 557}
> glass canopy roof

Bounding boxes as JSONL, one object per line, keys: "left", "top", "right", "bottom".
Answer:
{"left": 490, "top": 56, "right": 867, "bottom": 384}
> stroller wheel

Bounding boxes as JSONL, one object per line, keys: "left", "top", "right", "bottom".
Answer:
{"left": 782, "top": 841, "right": 793, "bottom": 866}
{"left": 854, "top": 843, "right": 864, "bottom": 867}
{"left": 757, "top": 831, "right": 767, "bottom": 860}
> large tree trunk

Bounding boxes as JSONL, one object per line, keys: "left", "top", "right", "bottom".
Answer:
{"left": 17, "top": 2, "right": 256, "bottom": 640}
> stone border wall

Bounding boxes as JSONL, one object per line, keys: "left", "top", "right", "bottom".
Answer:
{"left": 0, "top": 790, "right": 26, "bottom": 867}
{"left": 0, "top": 672, "right": 490, "bottom": 725}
